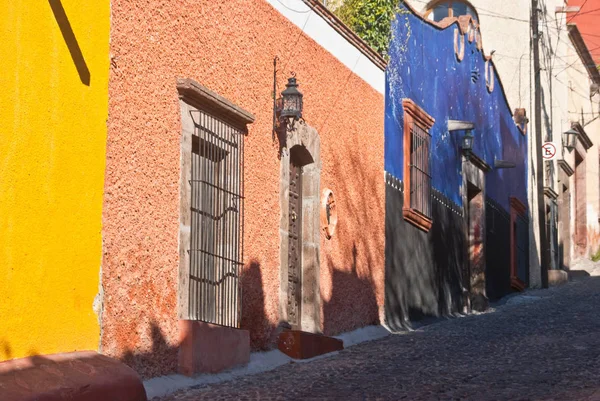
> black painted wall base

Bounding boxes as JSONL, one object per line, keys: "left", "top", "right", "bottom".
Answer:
{"left": 384, "top": 177, "right": 465, "bottom": 331}
{"left": 384, "top": 175, "right": 516, "bottom": 329}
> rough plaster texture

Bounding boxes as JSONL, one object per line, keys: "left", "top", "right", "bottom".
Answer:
{"left": 0, "top": 0, "right": 110, "bottom": 361}
{"left": 568, "top": 0, "right": 600, "bottom": 65}
{"left": 105, "top": 0, "right": 384, "bottom": 378}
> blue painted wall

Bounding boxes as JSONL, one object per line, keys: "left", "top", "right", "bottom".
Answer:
{"left": 385, "top": 4, "right": 528, "bottom": 211}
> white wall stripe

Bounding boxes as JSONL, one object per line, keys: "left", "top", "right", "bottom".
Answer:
{"left": 266, "top": 0, "right": 385, "bottom": 95}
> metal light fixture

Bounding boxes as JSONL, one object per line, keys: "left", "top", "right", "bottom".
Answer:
{"left": 462, "top": 129, "right": 474, "bottom": 158}
{"left": 280, "top": 75, "right": 303, "bottom": 122}
{"left": 563, "top": 127, "right": 579, "bottom": 151}
{"left": 494, "top": 157, "right": 516, "bottom": 169}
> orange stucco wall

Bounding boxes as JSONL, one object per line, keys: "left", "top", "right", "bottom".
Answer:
{"left": 105, "top": 0, "right": 384, "bottom": 377}
{"left": 568, "top": 0, "right": 600, "bottom": 65}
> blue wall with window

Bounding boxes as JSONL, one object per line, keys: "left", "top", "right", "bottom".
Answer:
{"left": 383, "top": 3, "right": 529, "bottom": 328}
{"left": 385, "top": 4, "right": 528, "bottom": 211}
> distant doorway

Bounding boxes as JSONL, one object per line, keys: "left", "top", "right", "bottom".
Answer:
{"left": 462, "top": 157, "right": 488, "bottom": 312}
{"left": 558, "top": 176, "right": 571, "bottom": 269}
{"left": 467, "top": 181, "right": 486, "bottom": 310}
{"left": 574, "top": 151, "right": 587, "bottom": 257}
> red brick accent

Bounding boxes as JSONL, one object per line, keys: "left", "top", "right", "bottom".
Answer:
{"left": 178, "top": 320, "right": 250, "bottom": 376}
{"left": 0, "top": 351, "right": 147, "bottom": 401}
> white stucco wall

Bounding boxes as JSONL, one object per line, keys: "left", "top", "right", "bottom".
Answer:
{"left": 267, "top": 0, "right": 385, "bottom": 94}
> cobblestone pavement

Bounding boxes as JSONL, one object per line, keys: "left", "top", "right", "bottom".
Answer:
{"left": 161, "top": 278, "right": 600, "bottom": 401}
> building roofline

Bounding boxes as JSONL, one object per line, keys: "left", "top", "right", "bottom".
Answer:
{"left": 398, "top": 1, "right": 522, "bottom": 123}
{"left": 567, "top": 23, "right": 600, "bottom": 85}
{"left": 572, "top": 121, "right": 593, "bottom": 150}
{"left": 302, "top": 0, "right": 387, "bottom": 70}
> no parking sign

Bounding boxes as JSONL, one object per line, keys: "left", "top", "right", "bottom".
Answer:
{"left": 542, "top": 142, "right": 558, "bottom": 160}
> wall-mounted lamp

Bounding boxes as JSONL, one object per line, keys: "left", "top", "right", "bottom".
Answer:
{"left": 462, "top": 129, "right": 474, "bottom": 158}
{"left": 272, "top": 57, "right": 304, "bottom": 143}
{"left": 562, "top": 127, "right": 579, "bottom": 151}
{"left": 280, "top": 76, "right": 303, "bottom": 123}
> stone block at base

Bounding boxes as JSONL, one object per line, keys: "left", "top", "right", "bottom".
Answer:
{"left": 278, "top": 330, "right": 343, "bottom": 359}
{"left": 0, "top": 351, "right": 147, "bottom": 401}
{"left": 549, "top": 269, "right": 569, "bottom": 286}
{"left": 178, "top": 320, "right": 250, "bottom": 376}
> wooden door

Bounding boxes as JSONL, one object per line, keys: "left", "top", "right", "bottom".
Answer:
{"left": 288, "top": 161, "right": 302, "bottom": 329}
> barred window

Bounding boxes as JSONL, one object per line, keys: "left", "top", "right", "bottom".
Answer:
{"left": 188, "top": 110, "right": 245, "bottom": 327}
{"left": 402, "top": 99, "right": 435, "bottom": 232}
{"left": 177, "top": 79, "right": 254, "bottom": 328}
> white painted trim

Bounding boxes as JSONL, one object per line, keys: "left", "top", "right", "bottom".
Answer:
{"left": 265, "top": 0, "right": 385, "bottom": 95}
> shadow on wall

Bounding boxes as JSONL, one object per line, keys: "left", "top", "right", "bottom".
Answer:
{"left": 321, "top": 134, "right": 385, "bottom": 336}
{"left": 240, "top": 260, "right": 276, "bottom": 350}
{"left": 48, "top": 0, "right": 90, "bottom": 85}
{"left": 322, "top": 244, "right": 379, "bottom": 336}
{"left": 385, "top": 188, "right": 466, "bottom": 332}
{"left": 529, "top": 208, "right": 541, "bottom": 287}
{"left": 121, "top": 322, "right": 178, "bottom": 379}
{"left": 0, "top": 342, "right": 38, "bottom": 363}
{"left": 1, "top": 341, "right": 13, "bottom": 361}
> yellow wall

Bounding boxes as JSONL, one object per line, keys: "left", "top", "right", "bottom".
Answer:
{"left": 0, "top": 0, "right": 109, "bottom": 360}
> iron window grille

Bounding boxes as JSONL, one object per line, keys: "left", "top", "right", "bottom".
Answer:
{"left": 189, "top": 109, "right": 244, "bottom": 328}
{"left": 409, "top": 121, "right": 432, "bottom": 219}
{"left": 402, "top": 99, "right": 435, "bottom": 232}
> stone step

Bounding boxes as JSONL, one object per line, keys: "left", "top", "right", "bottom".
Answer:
{"left": 0, "top": 351, "right": 147, "bottom": 401}
{"left": 278, "top": 330, "right": 343, "bottom": 360}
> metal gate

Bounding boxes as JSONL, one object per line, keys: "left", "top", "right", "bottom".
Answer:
{"left": 189, "top": 109, "right": 244, "bottom": 328}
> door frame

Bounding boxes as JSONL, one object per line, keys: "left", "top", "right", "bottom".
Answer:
{"left": 278, "top": 123, "right": 322, "bottom": 333}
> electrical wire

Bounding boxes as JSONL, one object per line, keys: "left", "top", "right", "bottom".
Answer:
{"left": 567, "top": 0, "right": 589, "bottom": 23}
{"left": 275, "top": 0, "right": 311, "bottom": 14}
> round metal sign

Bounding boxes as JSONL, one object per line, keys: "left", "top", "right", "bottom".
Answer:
{"left": 542, "top": 142, "right": 557, "bottom": 160}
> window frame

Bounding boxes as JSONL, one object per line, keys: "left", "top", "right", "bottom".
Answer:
{"left": 402, "top": 99, "right": 435, "bottom": 232}
{"left": 177, "top": 78, "right": 254, "bottom": 327}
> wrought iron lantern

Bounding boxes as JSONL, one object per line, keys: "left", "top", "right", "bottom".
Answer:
{"left": 563, "top": 127, "right": 579, "bottom": 151}
{"left": 462, "top": 129, "right": 474, "bottom": 157}
{"left": 280, "top": 76, "right": 303, "bottom": 121}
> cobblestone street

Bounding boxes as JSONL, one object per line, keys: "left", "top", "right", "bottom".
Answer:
{"left": 161, "top": 277, "right": 600, "bottom": 401}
